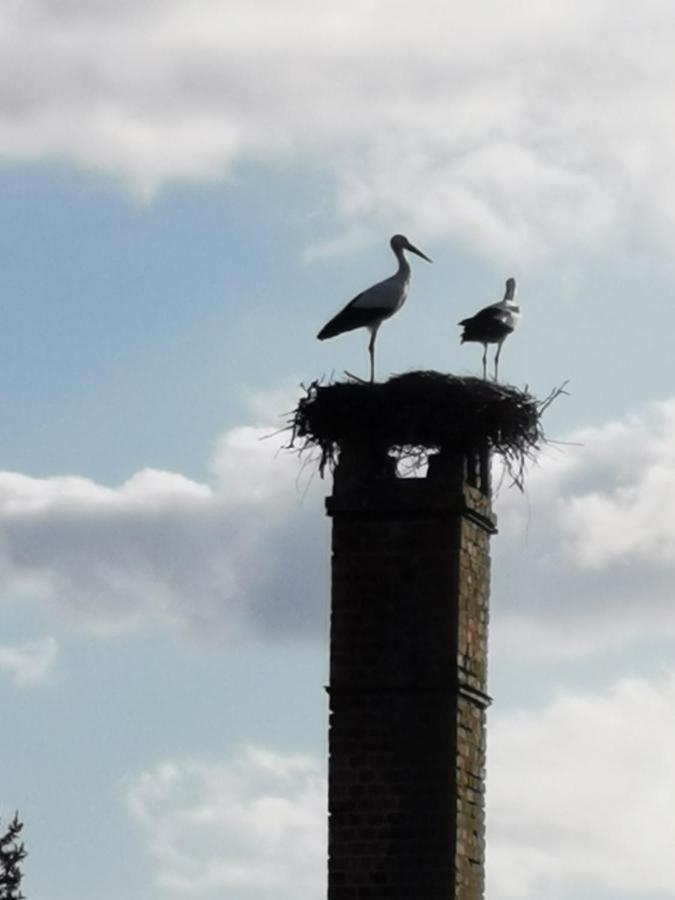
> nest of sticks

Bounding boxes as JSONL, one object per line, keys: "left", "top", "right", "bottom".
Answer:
{"left": 287, "top": 371, "right": 564, "bottom": 488}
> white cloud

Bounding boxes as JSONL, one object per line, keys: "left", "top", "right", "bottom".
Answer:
{"left": 0, "top": 635, "right": 58, "bottom": 686}
{"left": 488, "top": 670, "right": 675, "bottom": 900}
{"left": 492, "top": 396, "right": 675, "bottom": 657}
{"left": 1, "top": 390, "right": 675, "bottom": 659}
{"left": 0, "top": 418, "right": 327, "bottom": 644}
{"left": 125, "top": 672, "right": 675, "bottom": 900}
{"left": 126, "top": 746, "right": 325, "bottom": 899}
{"left": 4, "top": 2, "right": 675, "bottom": 259}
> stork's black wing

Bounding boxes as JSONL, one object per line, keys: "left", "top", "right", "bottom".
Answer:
{"left": 317, "top": 303, "right": 393, "bottom": 339}
{"left": 459, "top": 305, "right": 514, "bottom": 344}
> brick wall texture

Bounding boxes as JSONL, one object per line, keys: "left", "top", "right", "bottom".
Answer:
{"left": 326, "top": 463, "right": 495, "bottom": 900}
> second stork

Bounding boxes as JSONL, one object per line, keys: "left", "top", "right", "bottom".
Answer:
{"left": 317, "top": 234, "right": 432, "bottom": 382}
{"left": 459, "top": 277, "right": 519, "bottom": 381}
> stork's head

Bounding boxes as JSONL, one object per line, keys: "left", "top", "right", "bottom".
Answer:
{"left": 390, "top": 234, "right": 432, "bottom": 262}
{"left": 504, "top": 277, "right": 517, "bottom": 299}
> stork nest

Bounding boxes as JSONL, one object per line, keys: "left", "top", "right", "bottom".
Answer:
{"left": 287, "top": 371, "right": 565, "bottom": 489}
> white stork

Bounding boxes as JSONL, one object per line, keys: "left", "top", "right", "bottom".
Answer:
{"left": 317, "top": 234, "right": 432, "bottom": 382}
{"left": 459, "top": 277, "right": 519, "bottom": 381}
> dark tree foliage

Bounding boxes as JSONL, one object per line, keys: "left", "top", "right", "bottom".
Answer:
{"left": 0, "top": 814, "right": 26, "bottom": 900}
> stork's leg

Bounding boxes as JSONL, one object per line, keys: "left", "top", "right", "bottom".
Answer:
{"left": 368, "top": 326, "right": 379, "bottom": 383}
{"left": 494, "top": 340, "right": 504, "bottom": 382}
{"left": 481, "top": 344, "right": 488, "bottom": 380}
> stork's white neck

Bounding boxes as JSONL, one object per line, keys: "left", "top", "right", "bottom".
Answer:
{"left": 392, "top": 244, "right": 411, "bottom": 278}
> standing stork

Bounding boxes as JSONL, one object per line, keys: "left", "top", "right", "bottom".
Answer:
{"left": 459, "top": 277, "right": 519, "bottom": 381}
{"left": 317, "top": 234, "right": 432, "bottom": 382}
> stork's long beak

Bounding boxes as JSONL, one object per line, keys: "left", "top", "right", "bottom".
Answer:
{"left": 405, "top": 241, "right": 432, "bottom": 263}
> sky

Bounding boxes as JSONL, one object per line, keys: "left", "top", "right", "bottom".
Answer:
{"left": 2, "top": 1, "right": 675, "bottom": 898}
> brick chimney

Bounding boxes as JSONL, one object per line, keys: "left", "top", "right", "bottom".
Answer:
{"left": 325, "top": 445, "right": 496, "bottom": 900}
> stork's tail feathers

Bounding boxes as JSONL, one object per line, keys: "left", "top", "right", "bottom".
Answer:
{"left": 317, "top": 313, "right": 350, "bottom": 340}
{"left": 317, "top": 323, "right": 335, "bottom": 341}
{"left": 317, "top": 305, "right": 391, "bottom": 341}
